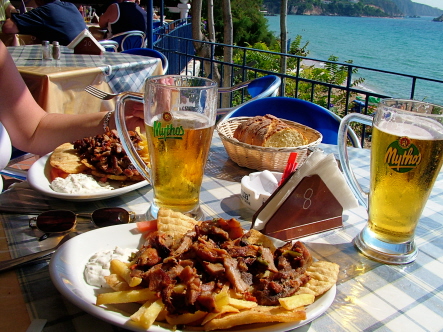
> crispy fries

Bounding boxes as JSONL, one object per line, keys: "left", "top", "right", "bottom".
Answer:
{"left": 165, "top": 310, "right": 207, "bottom": 326}
{"left": 279, "top": 293, "right": 315, "bottom": 310}
{"left": 96, "top": 288, "right": 157, "bottom": 306}
{"left": 131, "top": 298, "right": 165, "bottom": 329}
{"left": 110, "top": 259, "right": 142, "bottom": 287}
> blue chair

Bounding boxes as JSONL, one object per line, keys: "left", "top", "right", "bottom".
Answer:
{"left": 110, "top": 30, "right": 146, "bottom": 51}
{"left": 121, "top": 48, "right": 169, "bottom": 74}
{"left": 217, "top": 75, "right": 281, "bottom": 120}
{"left": 221, "top": 96, "right": 362, "bottom": 147}
{"left": 98, "top": 40, "right": 119, "bottom": 52}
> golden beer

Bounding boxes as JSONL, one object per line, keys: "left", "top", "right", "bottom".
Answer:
{"left": 368, "top": 121, "right": 443, "bottom": 243}
{"left": 146, "top": 112, "right": 214, "bottom": 214}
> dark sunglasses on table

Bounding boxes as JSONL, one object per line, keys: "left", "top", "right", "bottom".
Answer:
{"left": 29, "top": 208, "right": 135, "bottom": 241}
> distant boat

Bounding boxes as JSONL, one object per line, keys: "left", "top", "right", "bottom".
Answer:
{"left": 261, "top": 10, "right": 277, "bottom": 16}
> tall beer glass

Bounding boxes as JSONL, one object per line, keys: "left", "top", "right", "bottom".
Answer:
{"left": 338, "top": 99, "right": 443, "bottom": 264}
{"left": 115, "top": 75, "right": 218, "bottom": 220}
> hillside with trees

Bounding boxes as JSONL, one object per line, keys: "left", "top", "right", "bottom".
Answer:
{"left": 262, "top": 0, "right": 442, "bottom": 17}
{"left": 390, "top": 0, "right": 443, "bottom": 16}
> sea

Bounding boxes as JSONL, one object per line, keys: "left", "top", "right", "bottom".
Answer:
{"left": 265, "top": 15, "right": 443, "bottom": 105}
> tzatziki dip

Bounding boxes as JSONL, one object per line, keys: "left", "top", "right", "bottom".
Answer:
{"left": 84, "top": 246, "right": 138, "bottom": 288}
{"left": 51, "top": 173, "right": 114, "bottom": 194}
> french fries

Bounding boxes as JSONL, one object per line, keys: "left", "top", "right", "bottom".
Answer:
{"left": 165, "top": 310, "right": 207, "bottom": 326}
{"left": 110, "top": 259, "right": 142, "bottom": 287}
{"left": 131, "top": 298, "right": 165, "bottom": 329}
{"left": 96, "top": 288, "right": 157, "bottom": 306}
{"left": 96, "top": 269, "right": 311, "bottom": 331}
{"left": 279, "top": 293, "right": 316, "bottom": 310}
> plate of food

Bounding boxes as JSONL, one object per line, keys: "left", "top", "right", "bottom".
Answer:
{"left": 49, "top": 209, "right": 338, "bottom": 332}
{"left": 27, "top": 129, "right": 150, "bottom": 201}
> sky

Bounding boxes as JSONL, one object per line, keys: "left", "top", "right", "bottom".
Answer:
{"left": 412, "top": 0, "right": 443, "bottom": 10}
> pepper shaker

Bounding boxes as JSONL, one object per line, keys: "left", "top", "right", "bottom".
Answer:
{"left": 42, "top": 40, "right": 51, "bottom": 60}
{"left": 52, "top": 41, "right": 61, "bottom": 60}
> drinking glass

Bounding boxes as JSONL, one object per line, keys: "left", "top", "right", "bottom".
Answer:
{"left": 115, "top": 75, "right": 218, "bottom": 220}
{"left": 338, "top": 99, "right": 443, "bottom": 264}
{"left": 84, "top": 6, "right": 93, "bottom": 23}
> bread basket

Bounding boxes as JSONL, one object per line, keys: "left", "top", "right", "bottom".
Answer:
{"left": 217, "top": 116, "right": 322, "bottom": 172}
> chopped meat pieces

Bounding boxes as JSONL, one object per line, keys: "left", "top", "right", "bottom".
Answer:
{"left": 129, "top": 219, "right": 313, "bottom": 314}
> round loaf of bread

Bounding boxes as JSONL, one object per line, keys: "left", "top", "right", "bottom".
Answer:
{"left": 233, "top": 114, "right": 308, "bottom": 148}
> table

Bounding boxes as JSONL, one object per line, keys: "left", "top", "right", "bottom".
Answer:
{"left": 0, "top": 137, "right": 442, "bottom": 332}
{"left": 8, "top": 45, "right": 163, "bottom": 114}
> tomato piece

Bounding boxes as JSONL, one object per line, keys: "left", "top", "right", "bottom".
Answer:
{"left": 50, "top": 167, "right": 70, "bottom": 181}
{"left": 136, "top": 220, "right": 158, "bottom": 233}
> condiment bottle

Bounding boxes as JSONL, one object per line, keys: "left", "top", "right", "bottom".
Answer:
{"left": 42, "top": 40, "right": 51, "bottom": 60}
{"left": 52, "top": 41, "right": 61, "bottom": 60}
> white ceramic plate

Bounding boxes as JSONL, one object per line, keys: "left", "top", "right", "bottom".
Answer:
{"left": 27, "top": 153, "right": 149, "bottom": 201}
{"left": 49, "top": 224, "right": 336, "bottom": 332}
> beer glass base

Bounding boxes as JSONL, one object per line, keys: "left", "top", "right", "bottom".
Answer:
{"left": 354, "top": 226, "right": 418, "bottom": 265}
{"left": 147, "top": 203, "right": 205, "bottom": 221}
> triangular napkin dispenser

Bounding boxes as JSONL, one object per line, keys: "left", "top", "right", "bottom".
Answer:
{"left": 67, "top": 29, "right": 105, "bottom": 55}
{"left": 251, "top": 150, "right": 359, "bottom": 242}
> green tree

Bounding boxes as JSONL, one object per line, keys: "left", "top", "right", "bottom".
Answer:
{"left": 231, "top": 37, "right": 364, "bottom": 116}
{"left": 207, "top": 0, "right": 276, "bottom": 47}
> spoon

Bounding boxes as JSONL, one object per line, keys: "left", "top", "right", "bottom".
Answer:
{"left": 0, "top": 232, "right": 78, "bottom": 272}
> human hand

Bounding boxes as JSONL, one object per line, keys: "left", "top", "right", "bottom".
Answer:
{"left": 124, "top": 99, "right": 144, "bottom": 131}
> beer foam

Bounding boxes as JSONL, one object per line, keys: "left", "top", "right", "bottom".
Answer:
{"left": 149, "top": 111, "right": 211, "bottom": 129}
{"left": 378, "top": 120, "right": 442, "bottom": 140}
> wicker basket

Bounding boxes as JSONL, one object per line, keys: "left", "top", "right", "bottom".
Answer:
{"left": 217, "top": 116, "right": 322, "bottom": 172}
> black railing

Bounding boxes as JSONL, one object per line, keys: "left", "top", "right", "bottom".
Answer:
{"left": 153, "top": 19, "right": 443, "bottom": 145}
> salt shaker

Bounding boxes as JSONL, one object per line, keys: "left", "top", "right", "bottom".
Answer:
{"left": 42, "top": 40, "right": 51, "bottom": 60}
{"left": 52, "top": 41, "right": 61, "bottom": 60}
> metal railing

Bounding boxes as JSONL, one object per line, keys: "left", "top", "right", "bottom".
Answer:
{"left": 153, "top": 19, "right": 443, "bottom": 145}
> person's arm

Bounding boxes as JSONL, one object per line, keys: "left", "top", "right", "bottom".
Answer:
{"left": 98, "top": 3, "right": 118, "bottom": 29}
{"left": 5, "top": 2, "right": 17, "bottom": 18}
{"left": 0, "top": 41, "right": 143, "bottom": 156}
{"left": 2, "top": 17, "right": 19, "bottom": 34}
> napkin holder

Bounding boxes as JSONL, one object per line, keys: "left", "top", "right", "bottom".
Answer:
{"left": 251, "top": 150, "right": 359, "bottom": 242}
{"left": 67, "top": 29, "right": 105, "bottom": 55}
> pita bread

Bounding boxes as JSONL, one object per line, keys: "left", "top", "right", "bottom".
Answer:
{"left": 49, "top": 143, "right": 88, "bottom": 174}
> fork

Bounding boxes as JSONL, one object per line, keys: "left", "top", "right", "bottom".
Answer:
{"left": 84, "top": 85, "right": 119, "bottom": 100}
{"left": 85, "top": 85, "right": 144, "bottom": 100}
{"left": 85, "top": 83, "right": 249, "bottom": 101}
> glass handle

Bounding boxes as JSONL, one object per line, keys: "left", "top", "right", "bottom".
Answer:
{"left": 115, "top": 92, "right": 152, "bottom": 184}
{"left": 337, "top": 113, "right": 373, "bottom": 208}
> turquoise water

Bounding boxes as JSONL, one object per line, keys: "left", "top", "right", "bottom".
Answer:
{"left": 266, "top": 15, "right": 443, "bottom": 104}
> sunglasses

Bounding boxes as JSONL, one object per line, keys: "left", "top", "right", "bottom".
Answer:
{"left": 29, "top": 208, "right": 135, "bottom": 241}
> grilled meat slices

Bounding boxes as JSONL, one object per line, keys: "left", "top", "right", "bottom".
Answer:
{"left": 129, "top": 218, "right": 312, "bottom": 314}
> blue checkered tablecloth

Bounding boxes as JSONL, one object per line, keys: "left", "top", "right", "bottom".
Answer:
{"left": 7, "top": 45, "right": 162, "bottom": 94}
{"left": 0, "top": 135, "right": 442, "bottom": 331}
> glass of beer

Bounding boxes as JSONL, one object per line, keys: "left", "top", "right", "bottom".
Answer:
{"left": 338, "top": 99, "right": 443, "bottom": 264}
{"left": 115, "top": 75, "right": 218, "bottom": 220}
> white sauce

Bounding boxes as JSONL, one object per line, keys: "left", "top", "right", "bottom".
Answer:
{"left": 51, "top": 173, "right": 114, "bottom": 194}
{"left": 84, "top": 247, "right": 138, "bottom": 288}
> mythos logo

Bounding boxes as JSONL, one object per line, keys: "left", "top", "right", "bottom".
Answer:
{"left": 384, "top": 136, "right": 421, "bottom": 173}
{"left": 153, "top": 112, "right": 184, "bottom": 140}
